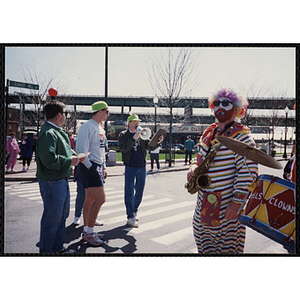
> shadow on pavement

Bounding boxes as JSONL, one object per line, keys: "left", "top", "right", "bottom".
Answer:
{"left": 66, "top": 224, "right": 137, "bottom": 254}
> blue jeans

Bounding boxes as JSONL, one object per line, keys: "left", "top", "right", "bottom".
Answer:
{"left": 124, "top": 166, "right": 146, "bottom": 219}
{"left": 38, "top": 178, "right": 70, "bottom": 253}
{"left": 75, "top": 181, "right": 85, "bottom": 217}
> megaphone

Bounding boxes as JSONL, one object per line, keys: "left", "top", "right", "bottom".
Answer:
{"left": 136, "top": 126, "right": 152, "bottom": 140}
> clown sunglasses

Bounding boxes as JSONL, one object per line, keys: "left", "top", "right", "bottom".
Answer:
{"left": 214, "top": 100, "right": 233, "bottom": 107}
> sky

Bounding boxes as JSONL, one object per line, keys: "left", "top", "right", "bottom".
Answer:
{"left": 5, "top": 46, "right": 296, "bottom": 99}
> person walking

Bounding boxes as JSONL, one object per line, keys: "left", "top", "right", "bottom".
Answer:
{"left": 75, "top": 101, "right": 109, "bottom": 246}
{"left": 118, "top": 114, "right": 163, "bottom": 228}
{"left": 36, "top": 100, "right": 82, "bottom": 253}
{"left": 184, "top": 135, "right": 195, "bottom": 165}
{"left": 187, "top": 88, "right": 258, "bottom": 254}
{"left": 20, "top": 133, "right": 33, "bottom": 172}
{"left": 6, "top": 132, "right": 20, "bottom": 173}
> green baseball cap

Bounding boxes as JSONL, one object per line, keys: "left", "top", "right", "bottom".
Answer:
{"left": 90, "top": 101, "right": 108, "bottom": 112}
{"left": 127, "top": 114, "right": 141, "bottom": 122}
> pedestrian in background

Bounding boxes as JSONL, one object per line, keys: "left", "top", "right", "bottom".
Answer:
{"left": 118, "top": 114, "right": 163, "bottom": 228}
{"left": 20, "top": 133, "right": 32, "bottom": 172}
{"left": 187, "top": 88, "right": 258, "bottom": 254}
{"left": 36, "top": 100, "right": 83, "bottom": 253}
{"left": 149, "top": 144, "right": 161, "bottom": 172}
{"left": 184, "top": 135, "right": 195, "bottom": 165}
{"left": 68, "top": 132, "right": 76, "bottom": 149}
{"left": 6, "top": 132, "right": 19, "bottom": 173}
{"left": 283, "top": 139, "right": 295, "bottom": 181}
{"left": 75, "top": 101, "right": 109, "bottom": 246}
{"left": 32, "top": 134, "right": 37, "bottom": 161}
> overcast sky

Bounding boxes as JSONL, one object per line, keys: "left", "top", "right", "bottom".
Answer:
{"left": 5, "top": 46, "right": 295, "bottom": 98}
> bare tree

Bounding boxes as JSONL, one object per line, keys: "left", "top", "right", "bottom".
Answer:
{"left": 148, "top": 47, "right": 200, "bottom": 166}
{"left": 18, "top": 60, "right": 81, "bottom": 133}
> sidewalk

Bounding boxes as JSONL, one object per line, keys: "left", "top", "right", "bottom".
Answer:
{"left": 5, "top": 154, "right": 287, "bottom": 182}
{"left": 4, "top": 158, "right": 190, "bottom": 182}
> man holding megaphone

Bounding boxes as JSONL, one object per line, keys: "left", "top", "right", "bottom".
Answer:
{"left": 118, "top": 114, "right": 164, "bottom": 228}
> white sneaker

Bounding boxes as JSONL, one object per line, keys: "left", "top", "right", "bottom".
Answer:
{"left": 133, "top": 213, "right": 139, "bottom": 221}
{"left": 94, "top": 220, "right": 103, "bottom": 226}
{"left": 157, "top": 169, "right": 160, "bottom": 172}
{"left": 127, "top": 217, "right": 139, "bottom": 228}
{"left": 82, "top": 232, "right": 104, "bottom": 246}
{"left": 73, "top": 217, "right": 80, "bottom": 225}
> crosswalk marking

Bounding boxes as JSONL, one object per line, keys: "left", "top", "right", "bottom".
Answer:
{"left": 152, "top": 226, "right": 193, "bottom": 246}
{"left": 128, "top": 210, "right": 193, "bottom": 234}
{"left": 6, "top": 182, "right": 197, "bottom": 249}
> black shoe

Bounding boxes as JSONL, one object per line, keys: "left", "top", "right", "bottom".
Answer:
{"left": 56, "top": 248, "right": 76, "bottom": 254}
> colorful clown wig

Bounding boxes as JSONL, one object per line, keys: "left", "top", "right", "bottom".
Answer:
{"left": 208, "top": 88, "right": 248, "bottom": 119}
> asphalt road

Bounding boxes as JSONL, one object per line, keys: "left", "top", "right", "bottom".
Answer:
{"left": 4, "top": 161, "right": 290, "bottom": 255}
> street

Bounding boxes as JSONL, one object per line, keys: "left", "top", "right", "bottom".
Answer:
{"left": 4, "top": 161, "right": 290, "bottom": 254}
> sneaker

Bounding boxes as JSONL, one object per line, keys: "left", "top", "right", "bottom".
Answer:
{"left": 94, "top": 220, "right": 103, "bottom": 226}
{"left": 83, "top": 231, "right": 104, "bottom": 240}
{"left": 5, "top": 169, "right": 9, "bottom": 173}
{"left": 26, "top": 167, "right": 29, "bottom": 171}
{"left": 157, "top": 169, "right": 160, "bottom": 172}
{"left": 22, "top": 167, "right": 26, "bottom": 172}
{"left": 149, "top": 169, "right": 153, "bottom": 172}
{"left": 73, "top": 217, "right": 80, "bottom": 225}
{"left": 11, "top": 169, "right": 15, "bottom": 172}
{"left": 133, "top": 212, "right": 139, "bottom": 221}
{"left": 82, "top": 232, "right": 104, "bottom": 246}
{"left": 127, "top": 217, "right": 139, "bottom": 228}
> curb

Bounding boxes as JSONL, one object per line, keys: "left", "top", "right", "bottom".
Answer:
{"left": 4, "top": 164, "right": 190, "bottom": 182}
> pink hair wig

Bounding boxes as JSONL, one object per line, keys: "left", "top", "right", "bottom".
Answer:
{"left": 208, "top": 88, "right": 248, "bottom": 119}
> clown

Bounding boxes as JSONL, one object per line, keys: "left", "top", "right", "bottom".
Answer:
{"left": 187, "top": 88, "right": 258, "bottom": 254}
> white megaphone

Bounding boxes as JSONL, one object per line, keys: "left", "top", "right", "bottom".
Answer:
{"left": 136, "top": 126, "right": 152, "bottom": 140}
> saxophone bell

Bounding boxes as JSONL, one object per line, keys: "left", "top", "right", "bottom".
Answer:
{"left": 196, "top": 174, "right": 211, "bottom": 190}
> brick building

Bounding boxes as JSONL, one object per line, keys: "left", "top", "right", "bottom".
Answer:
{"left": 6, "top": 106, "right": 19, "bottom": 137}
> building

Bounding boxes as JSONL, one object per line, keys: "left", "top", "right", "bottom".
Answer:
{"left": 6, "top": 106, "right": 19, "bottom": 137}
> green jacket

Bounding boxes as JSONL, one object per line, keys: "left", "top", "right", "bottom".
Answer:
{"left": 36, "top": 122, "right": 73, "bottom": 181}
{"left": 118, "top": 129, "right": 158, "bottom": 164}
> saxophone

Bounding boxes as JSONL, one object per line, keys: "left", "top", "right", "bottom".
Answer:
{"left": 185, "top": 142, "right": 222, "bottom": 195}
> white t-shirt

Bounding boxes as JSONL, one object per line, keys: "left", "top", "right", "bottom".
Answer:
{"left": 75, "top": 119, "right": 106, "bottom": 169}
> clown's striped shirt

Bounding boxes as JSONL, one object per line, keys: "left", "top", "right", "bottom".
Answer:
{"left": 193, "top": 122, "right": 258, "bottom": 254}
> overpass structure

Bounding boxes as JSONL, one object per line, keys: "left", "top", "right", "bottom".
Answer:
{"left": 7, "top": 94, "right": 296, "bottom": 127}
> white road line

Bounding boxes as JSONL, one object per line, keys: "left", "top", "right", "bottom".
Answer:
{"left": 125, "top": 210, "right": 194, "bottom": 233}
{"left": 151, "top": 226, "right": 194, "bottom": 246}
{"left": 100, "top": 200, "right": 192, "bottom": 225}
{"left": 69, "top": 196, "right": 169, "bottom": 214}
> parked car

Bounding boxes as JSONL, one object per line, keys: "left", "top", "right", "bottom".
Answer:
{"left": 171, "top": 144, "right": 185, "bottom": 151}
{"left": 108, "top": 140, "right": 119, "bottom": 147}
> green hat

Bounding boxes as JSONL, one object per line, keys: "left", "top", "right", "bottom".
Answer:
{"left": 90, "top": 101, "right": 108, "bottom": 112}
{"left": 127, "top": 114, "right": 141, "bottom": 122}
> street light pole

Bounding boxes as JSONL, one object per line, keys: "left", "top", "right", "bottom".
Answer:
{"left": 153, "top": 96, "right": 158, "bottom": 133}
{"left": 283, "top": 106, "right": 289, "bottom": 159}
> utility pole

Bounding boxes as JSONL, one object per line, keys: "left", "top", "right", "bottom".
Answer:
{"left": 104, "top": 47, "right": 108, "bottom": 135}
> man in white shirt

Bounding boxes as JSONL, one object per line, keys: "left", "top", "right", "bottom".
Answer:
{"left": 75, "top": 101, "right": 109, "bottom": 246}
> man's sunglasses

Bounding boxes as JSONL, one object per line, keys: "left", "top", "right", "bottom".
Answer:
{"left": 214, "top": 100, "right": 233, "bottom": 107}
{"left": 101, "top": 109, "right": 109, "bottom": 114}
{"left": 61, "top": 111, "right": 69, "bottom": 117}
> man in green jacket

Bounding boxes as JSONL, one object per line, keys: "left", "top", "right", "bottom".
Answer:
{"left": 36, "top": 100, "right": 83, "bottom": 253}
{"left": 118, "top": 114, "right": 163, "bottom": 228}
